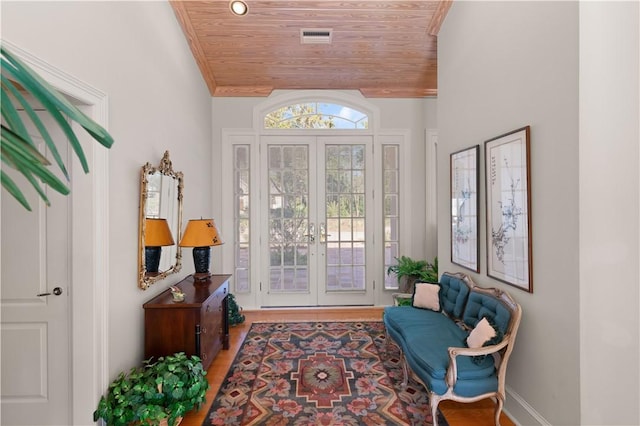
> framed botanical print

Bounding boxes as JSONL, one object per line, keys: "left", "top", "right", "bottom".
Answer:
{"left": 485, "top": 126, "right": 532, "bottom": 292}
{"left": 450, "top": 145, "right": 480, "bottom": 272}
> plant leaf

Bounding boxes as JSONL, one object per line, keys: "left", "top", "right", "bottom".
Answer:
{"left": 1, "top": 170, "right": 32, "bottom": 211}
{"left": 2, "top": 126, "right": 70, "bottom": 196}
{"left": 2, "top": 57, "right": 89, "bottom": 172}
{"left": 1, "top": 47, "right": 114, "bottom": 149}
{"left": 20, "top": 167, "right": 52, "bottom": 205}
{"left": 1, "top": 124, "right": 49, "bottom": 164}
{"left": 1, "top": 46, "right": 115, "bottom": 211}
{"left": 1, "top": 152, "right": 52, "bottom": 206}
{"left": 1, "top": 74, "right": 70, "bottom": 181}
{"left": 0, "top": 83, "right": 33, "bottom": 147}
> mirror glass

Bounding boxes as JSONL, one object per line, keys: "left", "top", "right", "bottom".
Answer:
{"left": 138, "top": 151, "right": 184, "bottom": 289}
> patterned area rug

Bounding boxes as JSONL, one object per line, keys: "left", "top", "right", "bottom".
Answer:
{"left": 203, "top": 321, "right": 448, "bottom": 425}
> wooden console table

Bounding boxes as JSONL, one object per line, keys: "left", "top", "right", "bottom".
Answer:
{"left": 143, "top": 274, "right": 230, "bottom": 371}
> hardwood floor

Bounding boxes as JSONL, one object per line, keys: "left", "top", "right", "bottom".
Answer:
{"left": 181, "top": 307, "right": 515, "bottom": 426}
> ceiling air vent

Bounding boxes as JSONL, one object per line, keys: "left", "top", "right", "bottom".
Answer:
{"left": 300, "top": 28, "right": 333, "bottom": 44}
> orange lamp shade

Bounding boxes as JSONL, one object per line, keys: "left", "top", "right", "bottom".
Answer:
{"left": 145, "top": 218, "right": 175, "bottom": 247}
{"left": 179, "top": 219, "right": 223, "bottom": 247}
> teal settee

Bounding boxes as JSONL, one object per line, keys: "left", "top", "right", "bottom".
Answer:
{"left": 383, "top": 272, "right": 522, "bottom": 426}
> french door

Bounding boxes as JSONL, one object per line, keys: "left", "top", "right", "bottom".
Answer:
{"left": 260, "top": 135, "right": 374, "bottom": 307}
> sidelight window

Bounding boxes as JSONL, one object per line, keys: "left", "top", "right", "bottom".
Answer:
{"left": 383, "top": 144, "right": 401, "bottom": 290}
{"left": 234, "top": 145, "right": 251, "bottom": 293}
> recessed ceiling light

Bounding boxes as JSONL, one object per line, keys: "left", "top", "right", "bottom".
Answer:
{"left": 230, "top": 1, "right": 248, "bottom": 16}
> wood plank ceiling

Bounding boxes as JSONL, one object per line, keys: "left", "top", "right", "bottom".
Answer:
{"left": 170, "top": 0, "right": 451, "bottom": 98}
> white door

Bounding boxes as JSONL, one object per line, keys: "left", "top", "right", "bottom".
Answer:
{"left": 1, "top": 112, "right": 72, "bottom": 425}
{"left": 260, "top": 135, "right": 374, "bottom": 307}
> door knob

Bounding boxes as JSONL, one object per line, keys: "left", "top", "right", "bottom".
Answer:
{"left": 37, "top": 287, "right": 63, "bottom": 297}
{"left": 319, "top": 223, "right": 331, "bottom": 243}
{"left": 305, "top": 223, "right": 316, "bottom": 242}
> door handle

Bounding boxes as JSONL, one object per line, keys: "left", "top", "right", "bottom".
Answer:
{"left": 37, "top": 287, "right": 63, "bottom": 297}
{"left": 305, "top": 223, "right": 316, "bottom": 242}
{"left": 319, "top": 223, "right": 331, "bottom": 243}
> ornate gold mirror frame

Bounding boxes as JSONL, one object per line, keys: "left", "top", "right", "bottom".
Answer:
{"left": 138, "top": 151, "right": 184, "bottom": 289}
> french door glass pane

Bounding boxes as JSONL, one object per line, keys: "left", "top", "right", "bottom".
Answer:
{"left": 325, "top": 145, "right": 366, "bottom": 291}
{"left": 234, "top": 145, "right": 250, "bottom": 293}
{"left": 268, "top": 145, "right": 309, "bottom": 293}
{"left": 383, "top": 145, "right": 400, "bottom": 290}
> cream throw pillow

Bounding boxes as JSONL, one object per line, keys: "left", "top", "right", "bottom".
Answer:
{"left": 412, "top": 283, "right": 440, "bottom": 312}
{"left": 466, "top": 317, "right": 497, "bottom": 348}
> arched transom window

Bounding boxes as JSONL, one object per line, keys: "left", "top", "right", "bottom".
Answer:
{"left": 264, "top": 102, "right": 369, "bottom": 129}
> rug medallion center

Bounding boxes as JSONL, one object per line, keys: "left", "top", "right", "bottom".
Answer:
{"left": 291, "top": 352, "right": 353, "bottom": 407}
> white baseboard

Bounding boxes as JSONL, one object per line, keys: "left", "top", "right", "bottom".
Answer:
{"left": 505, "top": 386, "right": 551, "bottom": 426}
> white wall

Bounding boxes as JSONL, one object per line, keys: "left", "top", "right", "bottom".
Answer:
{"left": 438, "top": 2, "right": 581, "bottom": 424}
{"left": 2, "top": 0, "right": 213, "bottom": 410}
{"left": 439, "top": 2, "right": 640, "bottom": 425}
{"left": 579, "top": 2, "right": 639, "bottom": 424}
{"left": 371, "top": 96, "right": 438, "bottom": 258}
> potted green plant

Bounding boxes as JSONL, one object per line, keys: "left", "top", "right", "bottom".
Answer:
{"left": 93, "top": 352, "right": 209, "bottom": 426}
{"left": 418, "top": 256, "right": 439, "bottom": 283}
{"left": 387, "top": 255, "right": 428, "bottom": 293}
{"left": 227, "top": 293, "right": 245, "bottom": 326}
{"left": 387, "top": 256, "right": 439, "bottom": 293}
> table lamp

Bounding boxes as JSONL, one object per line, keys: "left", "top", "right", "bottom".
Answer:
{"left": 144, "top": 218, "right": 175, "bottom": 273}
{"left": 179, "top": 218, "right": 223, "bottom": 282}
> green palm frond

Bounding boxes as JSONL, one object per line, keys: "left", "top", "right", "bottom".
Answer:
{"left": 1, "top": 44, "right": 114, "bottom": 211}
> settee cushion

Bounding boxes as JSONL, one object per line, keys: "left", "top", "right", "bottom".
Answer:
{"left": 412, "top": 282, "right": 441, "bottom": 311}
{"left": 462, "top": 291, "right": 512, "bottom": 335}
{"left": 439, "top": 274, "right": 470, "bottom": 319}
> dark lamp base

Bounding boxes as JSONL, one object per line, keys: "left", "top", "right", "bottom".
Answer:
{"left": 193, "top": 272, "right": 212, "bottom": 282}
{"left": 192, "top": 246, "right": 211, "bottom": 281}
{"left": 145, "top": 246, "right": 162, "bottom": 273}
